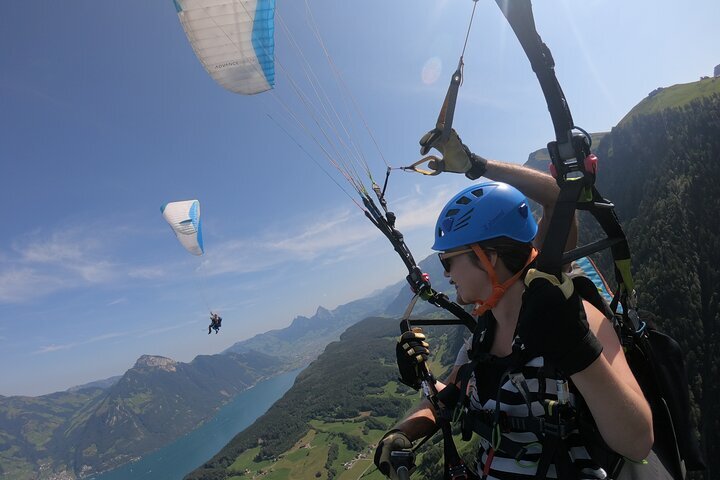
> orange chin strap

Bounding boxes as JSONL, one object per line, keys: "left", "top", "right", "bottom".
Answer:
{"left": 470, "top": 245, "right": 539, "bottom": 316}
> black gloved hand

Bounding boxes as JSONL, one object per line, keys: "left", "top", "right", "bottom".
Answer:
{"left": 418, "top": 128, "right": 487, "bottom": 180}
{"left": 374, "top": 429, "right": 415, "bottom": 479}
{"left": 515, "top": 270, "right": 603, "bottom": 376}
{"left": 396, "top": 328, "right": 430, "bottom": 390}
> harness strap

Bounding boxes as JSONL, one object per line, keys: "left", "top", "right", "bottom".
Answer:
{"left": 537, "top": 179, "right": 587, "bottom": 279}
{"left": 535, "top": 435, "right": 577, "bottom": 479}
{"left": 464, "top": 401, "right": 577, "bottom": 435}
{"left": 461, "top": 347, "right": 583, "bottom": 478}
{"left": 462, "top": 406, "right": 578, "bottom": 455}
{"left": 440, "top": 420, "right": 471, "bottom": 480}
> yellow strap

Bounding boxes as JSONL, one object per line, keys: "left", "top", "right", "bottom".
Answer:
{"left": 524, "top": 269, "right": 575, "bottom": 300}
{"left": 615, "top": 258, "right": 635, "bottom": 292}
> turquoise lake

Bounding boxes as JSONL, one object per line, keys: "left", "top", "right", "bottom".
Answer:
{"left": 90, "top": 368, "right": 301, "bottom": 480}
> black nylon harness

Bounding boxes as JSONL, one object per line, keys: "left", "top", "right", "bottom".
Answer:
{"left": 451, "top": 295, "right": 624, "bottom": 479}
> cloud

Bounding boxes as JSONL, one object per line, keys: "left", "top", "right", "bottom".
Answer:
{"left": 392, "top": 184, "right": 457, "bottom": 231}
{"left": 197, "top": 239, "right": 282, "bottom": 276}
{"left": 11, "top": 227, "right": 118, "bottom": 279}
{"left": 0, "top": 225, "right": 130, "bottom": 304}
{"left": 31, "top": 319, "right": 197, "bottom": 354}
{"left": 0, "top": 187, "right": 455, "bottom": 305}
{"left": 137, "top": 320, "right": 197, "bottom": 338}
{"left": 268, "top": 209, "right": 377, "bottom": 256}
{"left": 195, "top": 184, "right": 460, "bottom": 282}
{"left": 33, "top": 332, "right": 129, "bottom": 355}
{"left": 128, "top": 267, "right": 166, "bottom": 279}
{"left": 13, "top": 228, "right": 116, "bottom": 283}
{"left": 107, "top": 297, "right": 127, "bottom": 306}
{"left": 18, "top": 234, "right": 88, "bottom": 263}
{"left": 199, "top": 208, "right": 380, "bottom": 277}
{"left": 0, "top": 268, "right": 69, "bottom": 303}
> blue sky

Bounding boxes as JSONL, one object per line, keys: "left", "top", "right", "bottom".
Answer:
{"left": 1, "top": 0, "right": 718, "bottom": 396}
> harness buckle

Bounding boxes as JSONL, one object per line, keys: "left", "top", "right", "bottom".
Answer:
{"left": 447, "top": 462, "right": 471, "bottom": 480}
{"left": 540, "top": 400, "right": 576, "bottom": 439}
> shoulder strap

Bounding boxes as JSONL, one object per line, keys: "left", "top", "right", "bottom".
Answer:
{"left": 572, "top": 274, "right": 615, "bottom": 320}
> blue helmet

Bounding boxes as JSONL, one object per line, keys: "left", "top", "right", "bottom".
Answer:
{"left": 432, "top": 181, "right": 538, "bottom": 251}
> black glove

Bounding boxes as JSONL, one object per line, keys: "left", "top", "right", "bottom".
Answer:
{"left": 515, "top": 270, "right": 603, "bottom": 376}
{"left": 396, "top": 329, "right": 430, "bottom": 390}
{"left": 418, "top": 128, "right": 487, "bottom": 180}
{"left": 374, "top": 429, "right": 415, "bottom": 479}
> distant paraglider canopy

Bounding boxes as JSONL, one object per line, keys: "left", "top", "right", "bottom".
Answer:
{"left": 161, "top": 199, "right": 204, "bottom": 256}
{"left": 173, "top": 0, "right": 275, "bottom": 95}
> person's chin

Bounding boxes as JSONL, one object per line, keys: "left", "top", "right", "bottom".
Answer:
{"left": 455, "top": 291, "right": 471, "bottom": 306}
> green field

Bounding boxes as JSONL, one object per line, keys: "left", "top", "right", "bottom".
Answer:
{"left": 619, "top": 77, "right": 720, "bottom": 126}
{"left": 221, "top": 363, "right": 423, "bottom": 480}
{"left": 225, "top": 425, "right": 383, "bottom": 480}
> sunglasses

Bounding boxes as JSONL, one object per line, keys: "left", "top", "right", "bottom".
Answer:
{"left": 438, "top": 248, "right": 475, "bottom": 272}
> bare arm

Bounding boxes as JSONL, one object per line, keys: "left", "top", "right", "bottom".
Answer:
{"left": 570, "top": 301, "right": 654, "bottom": 461}
{"left": 391, "top": 365, "right": 463, "bottom": 442}
{"left": 479, "top": 157, "right": 578, "bottom": 252}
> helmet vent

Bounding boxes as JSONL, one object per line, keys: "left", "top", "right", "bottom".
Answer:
{"left": 453, "top": 221, "right": 470, "bottom": 231}
{"left": 452, "top": 208, "right": 473, "bottom": 231}
{"left": 445, "top": 208, "right": 460, "bottom": 217}
{"left": 456, "top": 196, "right": 471, "bottom": 205}
{"left": 440, "top": 218, "right": 454, "bottom": 234}
{"left": 470, "top": 188, "right": 484, "bottom": 197}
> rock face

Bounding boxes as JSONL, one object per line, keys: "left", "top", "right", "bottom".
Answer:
{"left": 133, "top": 355, "right": 177, "bottom": 372}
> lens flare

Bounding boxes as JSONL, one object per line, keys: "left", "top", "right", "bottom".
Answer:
{"left": 421, "top": 57, "right": 443, "bottom": 85}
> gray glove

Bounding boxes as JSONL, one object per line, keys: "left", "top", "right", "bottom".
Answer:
{"left": 374, "top": 430, "right": 415, "bottom": 479}
{"left": 419, "top": 128, "right": 487, "bottom": 179}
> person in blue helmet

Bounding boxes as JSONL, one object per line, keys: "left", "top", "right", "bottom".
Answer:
{"left": 374, "top": 132, "right": 658, "bottom": 479}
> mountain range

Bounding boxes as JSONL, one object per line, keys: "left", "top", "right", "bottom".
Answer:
{"left": 0, "top": 351, "right": 282, "bottom": 479}
{"left": 0, "top": 267, "right": 416, "bottom": 479}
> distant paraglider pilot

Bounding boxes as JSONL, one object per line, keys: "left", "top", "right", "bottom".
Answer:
{"left": 208, "top": 312, "right": 222, "bottom": 334}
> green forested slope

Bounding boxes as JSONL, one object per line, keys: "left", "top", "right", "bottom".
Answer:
{"left": 0, "top": 389, "right": 106, "bottom": 479}
{"left": 619, "top": 77, "right": 720, "bottom": 126}
{"left": 185, "top": 317, "right": 467, "bottom": 480}
{"left": 592, "top": 92, "right": 720, "bottom": 478}
{"left": 529, "top": 85, "right": 719, "bottom": 478}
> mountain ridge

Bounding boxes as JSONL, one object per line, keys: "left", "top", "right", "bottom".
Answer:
{"left": 0, "top": 275, "right": 406, "bottom": 479}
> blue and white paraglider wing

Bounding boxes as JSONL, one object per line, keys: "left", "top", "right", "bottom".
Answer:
{"left": 161, "top": 200, "right": 205, "bottom": 256}
{"left": 174, "top": 0, "right": 275, "bottom": 95}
